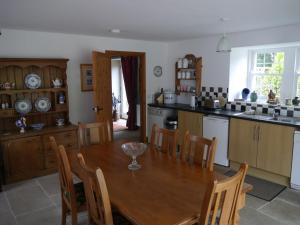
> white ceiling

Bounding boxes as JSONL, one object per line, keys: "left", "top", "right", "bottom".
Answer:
{"left": 1, "top": 0, "right": 300, "bottom": 41}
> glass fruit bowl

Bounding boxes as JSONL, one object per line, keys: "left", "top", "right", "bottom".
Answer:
{"left": 121, "top": 142, "right": 147, "bottom": 170}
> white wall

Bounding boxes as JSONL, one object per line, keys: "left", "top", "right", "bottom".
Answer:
{"left": 228, "top": 48, "right": 248, "bottom": 101}
{"left": 0, "top": 29, "right": 169, "bottom": 124}
{"left": 167, "top": 24, "right": 300, "bottom": 91}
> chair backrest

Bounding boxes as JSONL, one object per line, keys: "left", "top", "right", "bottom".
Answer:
{"left": 77, "top": 153, "right": 113, "bottom": 225}
{"left": 51, "top": 140, "right": 77, "bottom": 210}
{"left": 181, "top": 131, "right": 217, "bottom": 171}
{"left": 199, "top": 163, "right": 248, "bottom": 225}
{"left": 150, "top": 124, "right": 179, "bottom": 157}
{"left": 78, "top": 121, "right": 112, "bottom": 147}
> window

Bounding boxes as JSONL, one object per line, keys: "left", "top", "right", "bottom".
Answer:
{"left": 248, "top": 47, "right": 299, "bottom": 102}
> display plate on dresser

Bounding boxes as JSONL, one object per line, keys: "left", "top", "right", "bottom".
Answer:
{"left": 25, "top": 73, "right": 42, "bottom": 89}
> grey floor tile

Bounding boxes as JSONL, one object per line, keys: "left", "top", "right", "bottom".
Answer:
{"left": 245, "top": 195, "right": 268, "bottom": 210}
{"left": 0, "top": 192, "right": 10, "bottom": 214}
{"left": 277, "top": 188, "right": 300, "bottom": 207}
{"left": 37, "top": 173, "right": 60, "bottom": 196}
{"left": 239, "top": 207, "right": 286, "bottom": 225}
{"left": 214, "top": 164, "right": 231, "bottom": 174}
{"left": 0, "top": 212, "right": 17, "bottom": 225}
{"left": 6, "top": 182, "right": 53, "bottom": 216}
{"left": 50, "top": 193, "right": 61, "bottom": 207}
{"left": 259, "top": 198, "right": 300, "bottom": 225}
{"left": 3, "top": 179, "right": 36, "bottom": 192}
{"left": 67, "top": 211, "right": 89, "bottom": 225}
{"left": 16, "top": 206, "right": 61, "bottom": 225}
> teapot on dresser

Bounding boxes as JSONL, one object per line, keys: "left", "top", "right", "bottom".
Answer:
{"left": 52, "top": 78, "right": 62, "bottom": 88}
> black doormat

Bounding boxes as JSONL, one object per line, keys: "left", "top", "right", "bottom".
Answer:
{"left": 224, "top": 170, "right": 286, "bottom": 201}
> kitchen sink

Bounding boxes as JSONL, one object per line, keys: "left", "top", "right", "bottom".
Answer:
{"left": 233, "top": 112, "right": 273, "bottom": 120}
{"left": 267, "top": 117, "right": 295, "bottom": 123}
{"left": 233, "top": 111, "right": 300, "bottom": 124}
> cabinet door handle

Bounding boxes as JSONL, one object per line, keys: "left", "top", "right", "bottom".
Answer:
{"left": 253, "top": 125, "right": 257, "bottom": 141}
{"left": 257, "top": 126, "right": 260, "bottom": 142}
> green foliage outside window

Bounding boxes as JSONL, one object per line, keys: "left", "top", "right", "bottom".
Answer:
{"left": 254, "top": 52, "right": 284, "bottom": 98}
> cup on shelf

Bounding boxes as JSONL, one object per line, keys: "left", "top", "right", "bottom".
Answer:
{"left": 186, "top": 71, "right": 191, "bottom": 79}
{"left": 181, "top": 71, "right": 186, "bottom": 79}
{"left": 177, "top": 58, "right": 183, "bottom": 68}
{"left": 183, "top": 58, "right": 189, "bottom": 68}
{"left": 56, "top": 118, "right": 65, "bottom": 126}
{"left": 177, "top": 71, "right": 182, "bottom": 79}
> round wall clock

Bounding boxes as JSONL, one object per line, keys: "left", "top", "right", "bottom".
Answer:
{"left": 153, "top": 66, "right": 162, "bottom": 77}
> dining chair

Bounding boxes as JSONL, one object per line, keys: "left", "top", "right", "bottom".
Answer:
{"left": 49, "top": 137, "right": 86, "bottom": 225}
{"left": 150, "top": 123, "right": 179, "bottom": 157}
{"left": 181, "top": 131, "right": 217, "bottom": 171}
{"left": 77, "top": 153, "right": 132, "bottom": 225}
{"left": 78, "top": 121, "right": 112, "bottom": 147}
{"left": 180, "top": 163, "right": 248, "bottom": 225}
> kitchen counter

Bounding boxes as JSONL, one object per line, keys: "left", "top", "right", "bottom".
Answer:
{"left": 148, "top": 103, "right": 300, "bottom": 128}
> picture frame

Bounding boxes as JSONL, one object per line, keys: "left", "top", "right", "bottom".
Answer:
{"left": 80, "top": 64, "right": 93, "bottom": 91}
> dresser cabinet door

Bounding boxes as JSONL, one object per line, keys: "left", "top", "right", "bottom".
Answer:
{"left": 3, "top": 136, "right": 43, "bottom": 182}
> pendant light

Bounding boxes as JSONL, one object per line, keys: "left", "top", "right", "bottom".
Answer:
{"left": 216, "top": 18, "right": 231, "bottom": 53}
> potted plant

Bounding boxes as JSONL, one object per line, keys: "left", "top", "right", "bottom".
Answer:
{"left": 112, "top": 93, "right": 121, "bottom": 121}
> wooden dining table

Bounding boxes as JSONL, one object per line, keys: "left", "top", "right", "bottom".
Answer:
{"left": 67, "top": 140, "right": 252, "bottom": 225}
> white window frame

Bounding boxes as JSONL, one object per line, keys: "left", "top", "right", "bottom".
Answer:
{"left": 247, "top": 47, "right": 298, "bottom": 103}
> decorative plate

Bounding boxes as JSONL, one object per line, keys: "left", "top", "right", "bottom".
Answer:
{"left": 25, "top": 73, "right": 41, "bottom": 89}
{"left": 35, "top": 97, "right": 51, "bottom": 112}
{"left": 15, "top": 99, "right": 32, "bottom": 114}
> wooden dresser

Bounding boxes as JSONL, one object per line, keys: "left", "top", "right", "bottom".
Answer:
{"left": 0, "top": 58, "right": 78, "bottom": 185}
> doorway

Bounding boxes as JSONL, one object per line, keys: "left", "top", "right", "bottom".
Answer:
{"left": 107, "top": 50, "right": 146, "bottom": 142}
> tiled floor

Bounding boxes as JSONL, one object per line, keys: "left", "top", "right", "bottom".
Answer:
{"left": 1, "top": 172, "right": 300, "bottom": 225}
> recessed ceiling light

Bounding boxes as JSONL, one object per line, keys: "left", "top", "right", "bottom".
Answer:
{"left": 110, "top": 29, "right": 120, "bottom": 34}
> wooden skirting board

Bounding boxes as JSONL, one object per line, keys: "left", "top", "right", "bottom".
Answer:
{"left": 230, "top": 161, "right": 290, "bottom": 187}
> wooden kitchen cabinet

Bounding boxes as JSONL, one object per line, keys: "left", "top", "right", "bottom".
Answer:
{"left": 178, "top": 111, "right": 203, "bottom": 145}
{"left": 229, "top": 119, "right": 258, "bottom": 167}
{"left": 229, "top": 118, "right": 295, "bottom": 177}
{"left": 257, "top": 123, "right": 294, "bottom": 177}
{"left": 3, "top": 136, "right": 43, "bottom": 183}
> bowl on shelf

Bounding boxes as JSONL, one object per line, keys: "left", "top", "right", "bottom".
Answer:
{"left": 30, "top": 123, "right": 45, "bottom": 130}
{"left": 121, "top": 142, "right": 147, "bottom": 170}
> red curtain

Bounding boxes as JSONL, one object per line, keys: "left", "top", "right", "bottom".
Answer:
{"left": 121, "top": 56, "right": 138, "bottom": 130}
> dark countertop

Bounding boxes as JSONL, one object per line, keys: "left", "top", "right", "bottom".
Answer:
{"left": 148, "top": 103, "right": 300, "bottom": 128}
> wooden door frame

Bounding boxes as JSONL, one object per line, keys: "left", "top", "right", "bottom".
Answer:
{"left": 105, "top": 50, "right": 146, "bottom": 142}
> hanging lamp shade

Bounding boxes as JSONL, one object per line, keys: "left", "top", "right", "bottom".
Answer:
{"left": 216, "top": 34, "right": 231, "bottom": 53}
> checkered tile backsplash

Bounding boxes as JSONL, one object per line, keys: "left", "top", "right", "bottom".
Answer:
{"left": 226, "top": 101, "right": 300, "bottom": 118}
{"left": 199, "top": 86, "right": 228, "bottom": 106}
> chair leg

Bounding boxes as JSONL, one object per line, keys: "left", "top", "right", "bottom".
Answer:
{"left": 61, "top": 200, "right": 67, "bottom": 225}
{"left": 71, "top": 210, "right": 78, "bottom": 225}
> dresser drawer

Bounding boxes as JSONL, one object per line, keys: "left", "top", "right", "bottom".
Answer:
{"left": 43, "top": 130, "right": 78, "bottom": 154}
{"left": 45, "top": 153, "right": 57, "bottom": 169}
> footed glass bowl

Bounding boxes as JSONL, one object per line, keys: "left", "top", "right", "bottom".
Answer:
{"left": 121, "top": 142, "right": 147, "bottom": 170}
